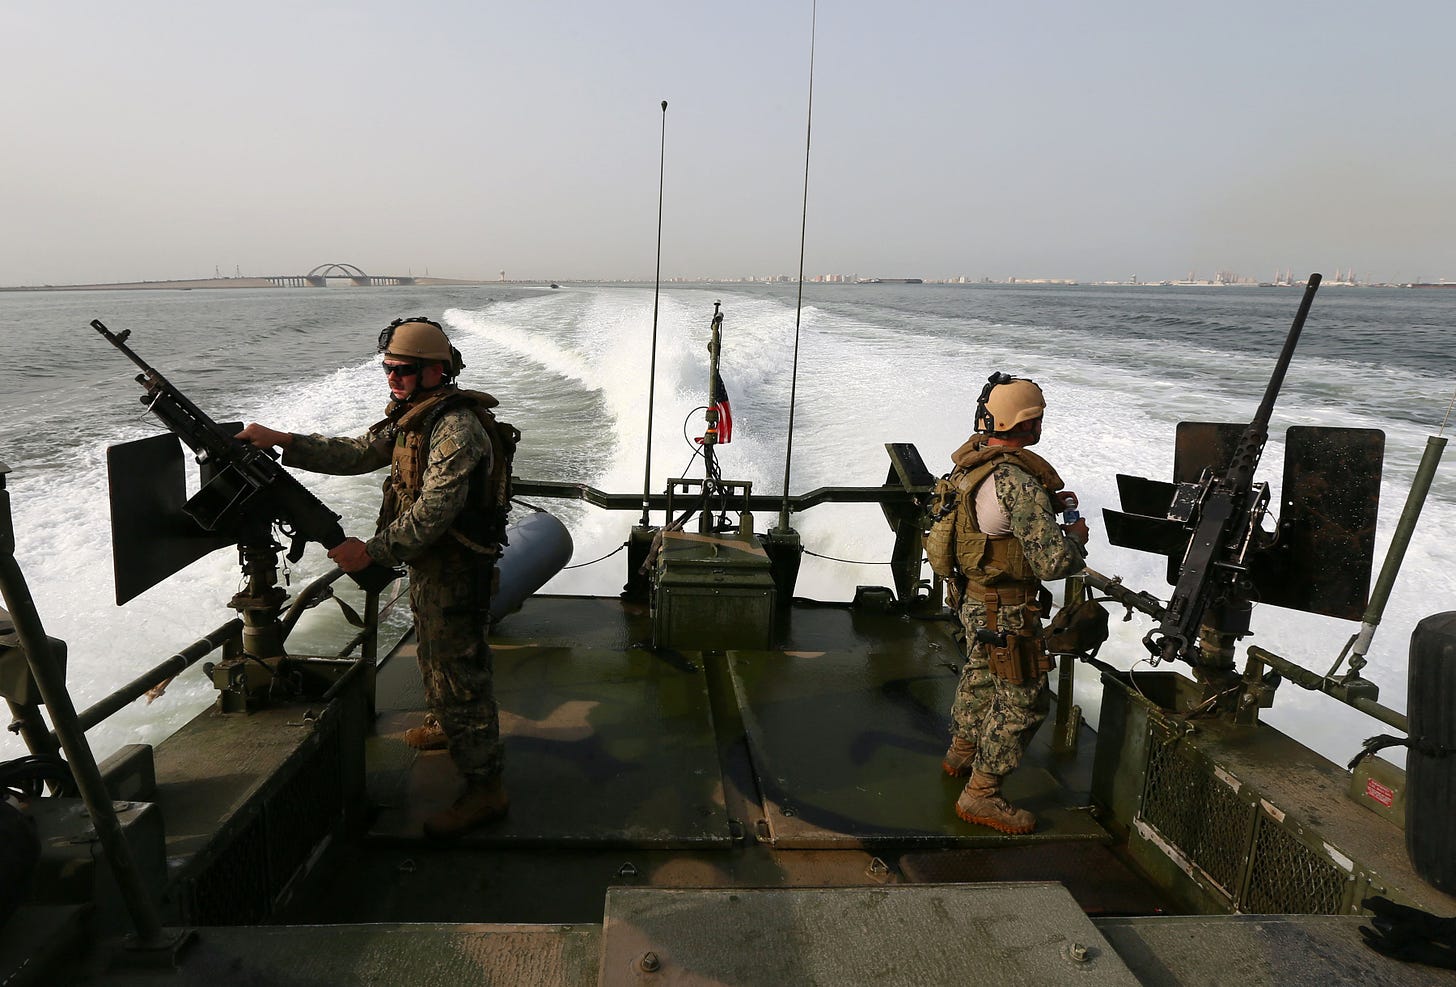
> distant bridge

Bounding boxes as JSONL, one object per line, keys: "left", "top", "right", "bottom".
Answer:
{"left": 266, "top": 263, "right": 416, "bottom": 288}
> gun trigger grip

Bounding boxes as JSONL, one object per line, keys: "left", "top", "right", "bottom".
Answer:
{"left": 286, "top": 534, "right": 306, "bottom": 563}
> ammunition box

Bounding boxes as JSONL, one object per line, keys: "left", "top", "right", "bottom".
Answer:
{"left": 653, "top": 531, "right": 776, "bottom": 651}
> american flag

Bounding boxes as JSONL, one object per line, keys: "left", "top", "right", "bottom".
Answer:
{"left": 711, "top": 372, "right": 732, "bottom": 443}
{"left": 697, "top": 371, "right": 733, "bottom": 445}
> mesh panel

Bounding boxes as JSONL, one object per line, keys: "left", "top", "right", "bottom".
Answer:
{"left": 266, "top": 726, "right": 343, "bottom": 896}
{"left": 183, "top": 722, "right": 343, "bottom": 925}
{"left": 1140, "top": 727, "right": 1251, "bottom": 898}
{"left": 1241, "top": 813, "right": 1349, "bottom": 914}
{"left": 188, "top": 811, "right": 270, "bottom": 925}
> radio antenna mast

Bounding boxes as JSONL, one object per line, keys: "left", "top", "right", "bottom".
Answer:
{"left": 777, "top": 1, "right": 817, "bottom": 532}
{"left": 640, "top": 100, "right": 669, "bottom": 527}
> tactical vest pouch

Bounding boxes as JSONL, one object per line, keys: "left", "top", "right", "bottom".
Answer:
{"left": 925, "top": 475, "right": 960, "bottom": 580}
{"left": 962, "top": 530, "right": 1035, "bottom": 584}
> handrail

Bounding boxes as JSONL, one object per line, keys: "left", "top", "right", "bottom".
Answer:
{"left": 514, "top": 478, "right": 927, "bottom": 513}
{"left": 64, "top": 619, "right": 242, "bottom": 737}
{"left": 278, "top": 567, "right": 350, "bottom": 640}
{"left": 1248, "top": 644, "right": 1408, "bottom": 733}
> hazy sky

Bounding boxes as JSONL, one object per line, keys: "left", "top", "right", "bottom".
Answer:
{"left": 6, "top": 1, "right": 1454, "bottom": 285}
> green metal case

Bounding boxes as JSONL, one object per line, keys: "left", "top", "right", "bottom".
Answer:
{"left": 653, "top": 531, "right": 776, "bottom": 651}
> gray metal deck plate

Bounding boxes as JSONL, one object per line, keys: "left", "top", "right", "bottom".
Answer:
{"left": 368, "top": 644, "right": 730, "bottom": 847}
{"left": 599, "top": 883, "right": 1139, "bottom": 985}
{"left": 67, "top": 923, "right": 600, "bottom": 986}
{"left": 728, "top": 636, "right": 1109, "bottom": 848}
{"left": 900, "top": 842, "right": 1173, "bottom": 915}
{"left": 1095, "top": 914, "right": 1456, "bottom": 986}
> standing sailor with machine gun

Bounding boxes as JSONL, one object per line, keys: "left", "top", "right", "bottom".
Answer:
{"left": 238, "top": 317, "right": 516, "bottom": 840}
{"left": 926, "top": 374, "right": 1090, "bottom": 833}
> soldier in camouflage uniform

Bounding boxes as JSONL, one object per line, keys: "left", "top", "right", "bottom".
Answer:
{"left": 237, "top": 317, "right": 508, "bottom": 839}
{"left": 936, "top": 373, "right": 1089, "bottom": 834}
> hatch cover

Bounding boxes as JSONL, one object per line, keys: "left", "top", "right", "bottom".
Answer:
{"left": 601, "top": 884, "right": 1139, "bottom": 985}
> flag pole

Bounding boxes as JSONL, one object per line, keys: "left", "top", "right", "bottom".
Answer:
{"left": 699, "top": 301, "right": 725, "bottom": 533}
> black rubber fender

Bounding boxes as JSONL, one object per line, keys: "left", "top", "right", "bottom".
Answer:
{"left": 1407, "top": 611, "right": 1456, "bottom": 894}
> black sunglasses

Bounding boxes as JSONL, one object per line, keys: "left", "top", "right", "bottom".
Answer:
{"left": 383, "top": 362, "right": 423, "bottom": 378}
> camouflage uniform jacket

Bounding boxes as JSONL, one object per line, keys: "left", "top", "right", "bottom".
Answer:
{"left": 283, "top": 389, "right": 493, "bottom": 567}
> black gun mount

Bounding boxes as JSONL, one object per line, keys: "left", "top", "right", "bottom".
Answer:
{"left": 1101, "top": 275, "right": 1385, "bottom": 676}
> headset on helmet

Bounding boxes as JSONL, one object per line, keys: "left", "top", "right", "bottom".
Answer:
{"left": 378, "top": 316, "right": 465, "bottom": 378}
{"left": 974, "top": 372, "right": 1045, "bottom": 436}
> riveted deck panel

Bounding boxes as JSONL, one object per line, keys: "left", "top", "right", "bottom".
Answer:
{"left": 599, "top": 883, "right": 1139, "bottom": 986}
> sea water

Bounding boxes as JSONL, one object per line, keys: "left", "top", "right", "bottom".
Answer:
{"left": 1, "top": 281, "right": 1453, "bottom": 769}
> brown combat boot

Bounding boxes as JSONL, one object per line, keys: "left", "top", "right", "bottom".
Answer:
{"left": 955, "top": 770, "right": 1036, "bottom": 834}
{"left": 942, "top": 736, "right": 978, "bottom": 777}
{"left": 422, "top": 777, "right": 509, "bottom": 840}
{"left": 403, "top": 714, "right": 447, "bottom": 751}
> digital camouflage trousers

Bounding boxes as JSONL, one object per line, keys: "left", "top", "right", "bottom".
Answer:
{"left": 409, "top": 547, "right": 502, "bottom": 784}
{"left": 949, "top": 595, "right": 1051, "bottom": 776}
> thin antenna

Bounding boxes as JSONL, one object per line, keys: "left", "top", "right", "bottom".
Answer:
{"left": 641, "top": 99, "right": 669, "bottom": 527}
{"left": 777, "top": 1, "right": 817, "bottom": 531}
{"left": 1439, "top": 385, "right": 1456, "bottom": 438}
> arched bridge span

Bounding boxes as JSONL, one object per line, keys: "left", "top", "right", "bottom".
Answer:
{"left": 266, "top": 263, "right": 416, "bottom": 287}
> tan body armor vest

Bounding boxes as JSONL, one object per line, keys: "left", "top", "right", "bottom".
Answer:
{"left": 950, "top": 444, "right": 1064, "bottom": 591}
{"left": 376, "top": 386, "right": 505, "bottom": 556}
{"left": 926, "top": 440, "right": 1065, "bottom": 683}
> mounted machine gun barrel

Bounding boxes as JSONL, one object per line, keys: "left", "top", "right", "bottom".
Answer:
{"left": 1144, "top": 275, "right": 1322, "bottom": 663}
{"left": 1101, "top": 275, "right": 1386, "bottom": 676}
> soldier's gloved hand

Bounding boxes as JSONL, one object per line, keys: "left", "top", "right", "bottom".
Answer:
{"left": 1359, "top": 896, "right": 1456, "bottom": 969}
{"left": 1064, "top": 517, "right": 1090, "bottom": 546}
{"left": 328, "top": 537, "right": 374, "bottom": 573}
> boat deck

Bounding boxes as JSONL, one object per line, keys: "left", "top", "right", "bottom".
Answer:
{"left": 18, "top": 593, "right": 1456, "bottom": 985}
{"left": 279, "top": 592, "right": 1162, "bottom": 926}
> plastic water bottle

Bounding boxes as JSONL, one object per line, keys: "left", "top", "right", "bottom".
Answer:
{"left": 1061, "top": 493, "right": 1081, "bottom": 526}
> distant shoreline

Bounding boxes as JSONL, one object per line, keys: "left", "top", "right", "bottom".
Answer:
{"left": 1, "top": 276, "right": 1442, "bottom": 292}
{"left": 0, "top": 276, "right": 502, "bottom": 292}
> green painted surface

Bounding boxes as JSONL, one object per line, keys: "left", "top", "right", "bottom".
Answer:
{"left": 730, "top": 640, "right": 1109, "bottom": 848}
{"left": 369, "top": 643, "right": 730, "bottom": 847}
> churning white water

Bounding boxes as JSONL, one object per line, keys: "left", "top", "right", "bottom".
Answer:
{"left": 2, "top": 282, "right": 1452, "bottom": 768}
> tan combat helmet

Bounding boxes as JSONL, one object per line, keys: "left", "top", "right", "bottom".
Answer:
{"left": 378, "top": 317, "right": 465, "bottom": 377}
{"left": 975, "top": 373, "right": 1045, "bottom": 435}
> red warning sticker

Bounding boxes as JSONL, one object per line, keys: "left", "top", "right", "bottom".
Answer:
{"left": 1366, "top": 779, "right": 1396, "bottom": 808}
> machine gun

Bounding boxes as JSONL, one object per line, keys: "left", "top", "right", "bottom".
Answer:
{"left": 1101, "top": 274, "right": 1385, "bottom": 672}
{"left": 92, "top": 320, "right": 401, "bottom": 600}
